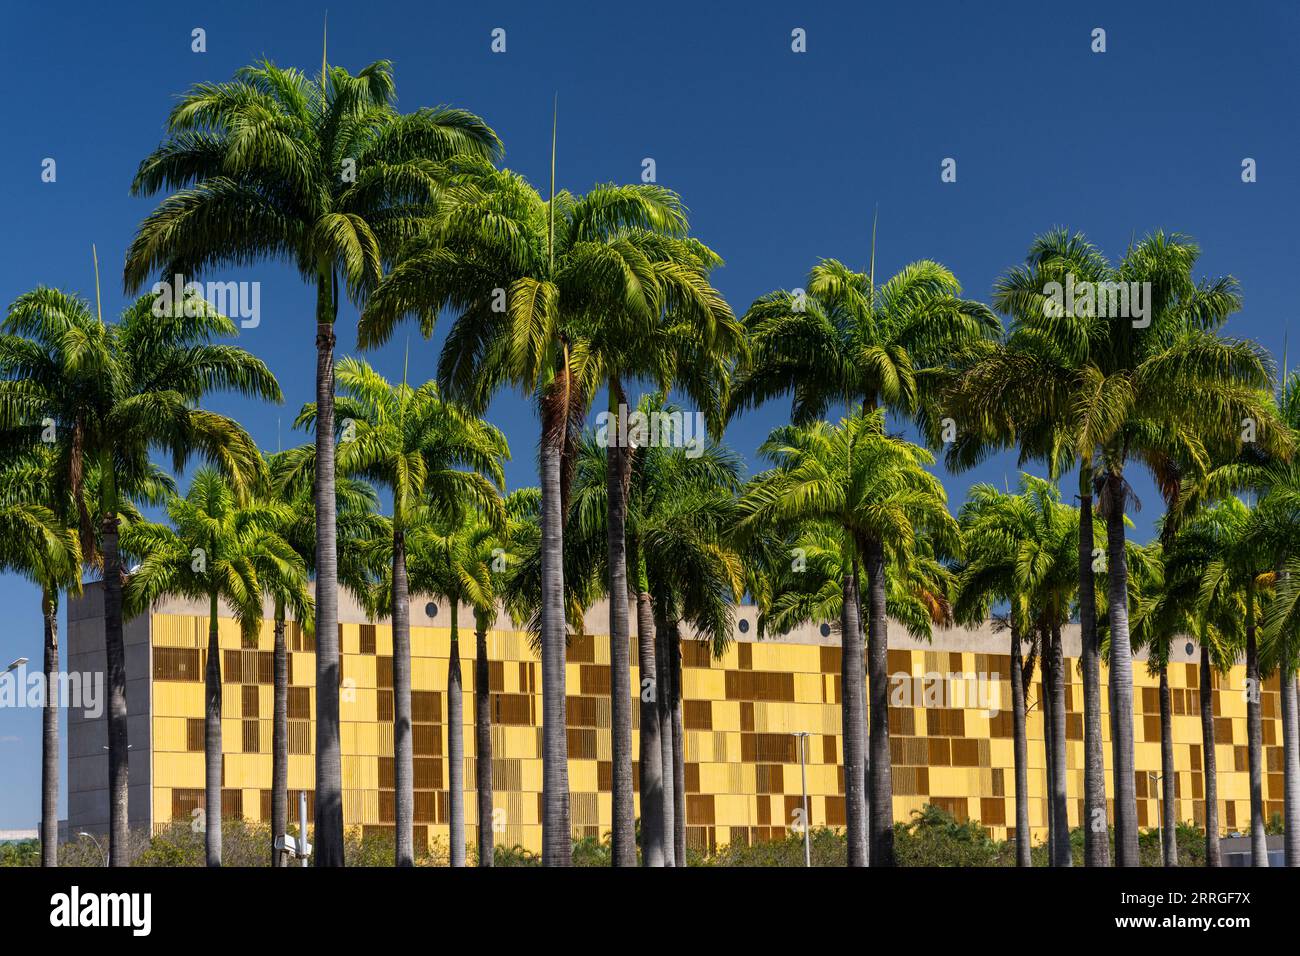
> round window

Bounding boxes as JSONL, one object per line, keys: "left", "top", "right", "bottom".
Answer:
{"left": 738, "top": 619, "right": 750, "bottom": 634}
{"left": 820, "top": 623, "right": 831, "bottom": 637}
{"left": 425, "top": 602, "right": 439, "bottom": 619}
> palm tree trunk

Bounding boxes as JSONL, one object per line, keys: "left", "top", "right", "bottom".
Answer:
{"left": 656, "top": 611, "right": 676, "bottom": 866}
{"left": 1104, "top": 471, "right": 1139, "bottom": 865}
{"left": 860, "top": 609, "right": 870, "bottom": 867}
{"left": 1158, "top": 659, "right": 1178, "bottom": 866}
{"left": 1042, "top": 630, "right": 1055, "bottom": 864}
{"left": 313, "top": 274, "right": 344, "bottom": 867}
{"left": 635, "top": 579, "right": 664, "bottom": 867}
{"left": 605, "top": 410, "right": 636, "bottom": 866}
{"left": 41, "top": 588, "right": 59, "bottom": 867}
{"left": 539, "top": 388, "right": 570, "bottom": 866}
{"left": 1199, "top": 643, "right": 1222, "bottom": 866}
{"left": 1048, "top": 625, "right": 1071, "bottom": 866}
{"left": 671, "top": 632, "right": 686, "bottom": 865}
{"left": 1281, "top": 671, "right": 1300, "bottom": 867}
{"left": 474, "top": 619, "right": 494, "bottom": 866}
{"left": 204, "top": 591, "right": 223, "bottom": 867}
{"left": 1009, "top": 621, "right": 1030, "bottom": 866}
{"left": 1078, "top": 469, "right": 1109, "bottom": 866}
{"left": 448, "top": 600, "right": 466, "bottom": 866}
{"left": 863, "top": 536, "right": 894, "bottom": 866}
{"left": 391, "top": 527, "right": 414, "bottom": 866}
{"left": 271, "top": 602, "right": 288, "bottom": 867}
{"left": 101, "top": 510, "right": 130, "bottom": 867}
{"left": 840, "top": 566, "right": 868, "bottom": 866}
{"left": 1245, "top": 584, "right": 1268, "bottom": 866}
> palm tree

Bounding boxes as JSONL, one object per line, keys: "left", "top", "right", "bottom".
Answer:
{"left": 730, "top": 256, "right": 998, "bottom": 426}
{"left": 570, "top": 407, "right": 745, "bottom": 863}
{"left": 460, "top": 489, "right": 534, "bottom": 866}
{"left": 268, "top": 453, "right": 383, "bottom": 864}
{"left": 953, "top": 479, "right": 1046, "bottom": 865}
{"left": 365, "top": 496, "right": 507, "bottom": 866}
{"left": 0, "top": 447, "right": 81, "bottom": 867}
{"left": 1185, "top": 496, "right": 1276, "bottom": 865}
{"left": 1153, "top": 497, "right": 1249, "bottom": 866}
{"left": 730, "top": 253, "right": 995, "bottom": 864}
{"left": 640, "top": 435, "right": 745, "bottom": 864}
{"left": 123, "top": 468, "right": 304, "bottom": 866}
{"left": 583, "top": 245, "right": 739, "bottom": 867}
{"left": 124, "top": 58, "right": 501, "bottom": 865}
{"left": 0, "top": 286, "right": 277, "bottom": 865}
{"left": 956, "top": 229, "right": 1284, "bottom": 865}
{"left": 954, "top": 476, "right": 1083, "bottom": 866}
{"left": 359, "top": 161, "right": 720, "bottom": 864}
{"left": 296, "top": 356, "right": 506, "bottom": 865}
{"left": 1257, "top": 374, "right": 1300, "bottom": 867}
{"left": 736, "top": 411, "right": 958, "bottom": 866}
{"left": 1129, "top": 530, "right": 1212, "bottom": 867}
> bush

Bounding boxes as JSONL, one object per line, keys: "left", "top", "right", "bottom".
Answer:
{"left": 5, "top": 807, "right": 1238, "bottom": 867}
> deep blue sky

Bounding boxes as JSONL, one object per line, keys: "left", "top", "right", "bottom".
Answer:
{"left": 0, "top": 0, "right": 1295, "bottom": 826}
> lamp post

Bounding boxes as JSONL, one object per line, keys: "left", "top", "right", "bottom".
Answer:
{"left": 792, "top": 731, "right": 811, "bottom": 867}
{"left": 78, "top": 831, "right": 108, "bottom": 867}
{"left": 1148, "top": 771, "right": 1164, "bottom": 865}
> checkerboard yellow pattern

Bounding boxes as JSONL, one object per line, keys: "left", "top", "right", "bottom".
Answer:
{"left": 148, "top": 613, "right": 1286, "bottom": 852}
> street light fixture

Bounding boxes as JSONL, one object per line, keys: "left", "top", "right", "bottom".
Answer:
{"left": 791, "top": 731, "right": 811, "bottom": 867}
{"left": 78, "top": 831, "right": 108, "bottom": 867}
{"left": 1148, "top": 771, "right": 1164, "bottom": 865}
{"left": 4, "top": 658, "right": 28, "bottom": 673}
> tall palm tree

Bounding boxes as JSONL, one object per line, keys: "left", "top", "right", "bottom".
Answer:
{"left": 584, "top": 246, "right": 739, "bottom": 867}
{"left": 123, "top": 468, "right": 304, "bottom": 866}
{"left": 460, "top": 489, "right": 534, "bottom": 866}
{"left": 366, "top": 495, "right": 506, "bottom": 866}
{"left": 0, "top": 447, "right": 81, "bottom": 867}
{"left": 736, "top": 411, "right": 958, "bottom": 866}
{"left": 296, "top": 356, "right": 506, "bottom": 865}
{"left": 570, "top": 408, "right": 745, "bottom": 862}
{"left": 956, "top": 229, "right": 1284, "bottom": 865}
{"left": 1257, "top": 375, "right": 1300, "bottom": 867}
{"left": 955, "top": 476, "right": 1083, "bottom": 866}
{"left": 124, "top": 59, "right": 501, "bottom": 865}
{"left": 0, "top": 287, "right": 277, "bottom": 865}
{"left": 1154, "top": 496, "right": 1250, "bottom": 866}
{"left": 1189, "top": 497, "right": 1276, "bottom": 865}
{"left": 730, "top": 252, "right": 995, "bottom": 864}
{"left": 359, "top": 162, "right": 717, "bottom": 864}
{"left": 1189, "top": 369, "right": 1300, "bottom": 866}
{"left": 268, "top": 453, "right": 383, "bottom": 864}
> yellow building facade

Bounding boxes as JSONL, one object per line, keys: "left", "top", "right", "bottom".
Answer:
{"left": 66, "top": 587, "right": 1288, "bottom": 854}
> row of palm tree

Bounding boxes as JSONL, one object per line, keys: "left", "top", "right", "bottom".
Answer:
{"left": 1, "top": 52, "right": 1296, "bottom": 868}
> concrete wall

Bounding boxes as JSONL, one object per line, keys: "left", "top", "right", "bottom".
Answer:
{"left": 66, "top": 583, "right": 152, "bottom": 836}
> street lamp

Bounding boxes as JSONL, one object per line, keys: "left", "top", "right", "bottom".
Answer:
{"left": 4, "top": 658, "right": 27, "bottom": 673}
{"left": 1148, "top": 771, "right": 1164, "bottom": 864}
{"left": 78, "top": 831, "right": 108, "bottom": 867}
{"left": 791, "top": 731, "right": 811, "bottom": 867}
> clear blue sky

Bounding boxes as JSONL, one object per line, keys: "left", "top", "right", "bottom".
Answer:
{"left": 0, "top": 0, "right": 1295, "bottom": 827}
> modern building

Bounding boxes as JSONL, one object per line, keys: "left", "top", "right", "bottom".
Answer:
{"left": 66, "top": 582, "right": 1289, "bottom": 855}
